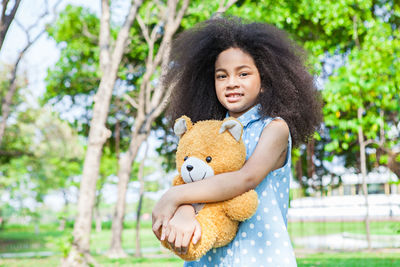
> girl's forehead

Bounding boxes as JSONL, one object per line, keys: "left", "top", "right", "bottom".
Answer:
{"left": 215, "top": 47, "right": 256, "bottom": 69}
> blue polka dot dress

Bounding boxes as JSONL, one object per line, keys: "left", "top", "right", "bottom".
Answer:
{"left": 184, "top": 104, "right": 297, "bottom": 267}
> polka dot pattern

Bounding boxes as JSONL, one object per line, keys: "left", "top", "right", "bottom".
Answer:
{"left": 184, "top": 105, "right": 297, "bottom": 267}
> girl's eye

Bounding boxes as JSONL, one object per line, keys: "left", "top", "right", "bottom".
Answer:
{"left": 216, "top": 74, "right": 226, "bottom": 79}
{"left": 184, "top": 156, "right": 188, "bottom": 161}
{"left": 240, "top": 72, "right": 248, "bottom": 77}
{"left": 206, "top": 156, "right": 212, "bottom": 163}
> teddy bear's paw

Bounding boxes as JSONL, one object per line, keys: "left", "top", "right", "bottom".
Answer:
{"left": 223, "top": 189, "right": 258, "bottom": 221}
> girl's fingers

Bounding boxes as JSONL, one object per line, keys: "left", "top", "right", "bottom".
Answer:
{"left": 167, "top": 228, "right": 176, "bottom": 244}
{"left": 152, "top": 218, "right": 162, "bottom": 233}
{"left": 174, "top": 232, "right": 183, "bottom": 254}
{"left": 160, "top": 218, "right": 169, "bottom": 240}
{"left": 181, "top": 231, "right": 191, "bottom": 253}
{"left": 152, "top": 220, "right": 162, "bottom": 240}
{"left": 192, "top": 222, "right": 202, "bottom": 245}
{"left": 164, "top": 224, "right": 171, "bottom": 240}
{"left": 153, "top": 228, "right": 161, "bottom": 240}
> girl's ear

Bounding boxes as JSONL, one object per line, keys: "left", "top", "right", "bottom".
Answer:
{"left": 174, "top": 116, "right": 193, "bottom": 138}
{"left": 219, "top": 117, "right": 243, "bottom": 142}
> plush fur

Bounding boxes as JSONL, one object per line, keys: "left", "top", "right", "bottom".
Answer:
{"left": 161, "top": 116, "right": 258, "bottom": 261}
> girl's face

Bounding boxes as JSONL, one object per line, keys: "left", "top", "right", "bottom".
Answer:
{"left": 215, "top": 47, "right": 262, "bottom": 118}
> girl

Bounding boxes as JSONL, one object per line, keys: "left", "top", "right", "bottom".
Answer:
{"left": 152, "top": 16, "right": 322, "bottom": 266}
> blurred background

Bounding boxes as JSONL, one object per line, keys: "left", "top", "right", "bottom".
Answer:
{"left": 0, "top": 0, "right": 399, "bottom": 266}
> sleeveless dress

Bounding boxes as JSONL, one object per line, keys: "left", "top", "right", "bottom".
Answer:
{"left": 184, "top": 104, "right": 297, "bottom": 267}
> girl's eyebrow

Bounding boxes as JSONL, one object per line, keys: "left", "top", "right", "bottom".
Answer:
{"left": 215, "top": 65, "right": 252, "bottom": 72}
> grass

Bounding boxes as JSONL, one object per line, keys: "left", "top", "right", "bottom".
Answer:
{"left": 1, "top": 251, "right": 400, "bottom": 267}
{"left": 296, "top": 251, "right": 400, "bottom": 267}
{"left": 0, "top": 223, "right": 160, "bottom": 254}
{"left": 1, "top": 220, "right": 398, "bottom": 253}
{"left": 1, "top": 221, "right": 399, "bottom": 266}
{"left": 288, "top": 220, "right": 399, "bottom": 237}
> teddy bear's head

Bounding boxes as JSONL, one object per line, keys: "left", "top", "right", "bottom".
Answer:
{"left": 174, "top": 116, "right": 246, "bottom": 184}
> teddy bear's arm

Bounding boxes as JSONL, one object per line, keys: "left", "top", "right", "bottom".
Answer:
{"left": 172, "top": 175, "right": 185, "bottom": 186}
{"left": 223, "top": 190, "right": 258, "bottom": 221}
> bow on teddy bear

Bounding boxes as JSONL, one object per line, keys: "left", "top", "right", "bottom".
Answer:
{"left": 161, "top": 116, "right": 258, "bottom": 261}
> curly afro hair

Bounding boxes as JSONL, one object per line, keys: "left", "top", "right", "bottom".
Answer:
{"left": 164, "top": 16, "right": 322, "bottom": 147}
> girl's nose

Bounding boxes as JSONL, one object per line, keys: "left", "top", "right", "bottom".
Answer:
{"left": 227, "top": 76, "right": 239, "bottom": 89}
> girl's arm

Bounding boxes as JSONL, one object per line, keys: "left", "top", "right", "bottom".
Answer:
{"left": 153, "top": 119, "right": 289, "bottom": 235}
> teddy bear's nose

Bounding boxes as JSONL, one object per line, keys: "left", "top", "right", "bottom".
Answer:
{"left": 186, "top": 165, "right": 193, "bottom": 172}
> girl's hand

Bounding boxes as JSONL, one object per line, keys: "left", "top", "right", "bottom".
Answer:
{"left": 152, "top": 189, "right": 180, "bottom": 240}
{"left": 165, "top": 205, "right": 201, "bottom": 254}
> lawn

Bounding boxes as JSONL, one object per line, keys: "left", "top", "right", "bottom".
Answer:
{"left": 2, "top": 220, "right": 398, "bottom": 253}
{"left": 1, "top": 251, "right": 400, "bottom": 267}
{"left": 1, "top": 221, "right": 399, "bottom": 266}
{"left": 0, "top": 223, "right": 159, "bottom": 254}
{"left": 288, "top": 220, "right": 399, "bottom": 237}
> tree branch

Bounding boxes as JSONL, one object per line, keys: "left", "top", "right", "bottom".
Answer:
{"left": 123, "top": 93, "right": 139, "bottom": 109}
{"left": 217, "top": 0, "right": 237, "bottom": 14}
{"left": 0, "top": 0, "right": 62, "bottom": 146}
{"left": 99, "top": 0, "right": 111, "bottom": 74}
{"left": 353, "top": 15, "right": 361, "bottom": 49}
{"left": 0, "top": 149, "right": 34, "bottom": 157}
{"left": 0, "top": 0, "right": 21, "bottom": 51}
{"left": 136, "top": 15, "right": 150, "bottom": 44}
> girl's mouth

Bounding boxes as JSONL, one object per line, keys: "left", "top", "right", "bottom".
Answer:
{"left": 226, "top": 92, "right": 244, "bottom": 102}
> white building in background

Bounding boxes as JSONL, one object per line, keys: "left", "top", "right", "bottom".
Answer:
{"left": 288, "top": 167, "right": 400, "bottom": 220}
{"left": 290, "top": 166, "right": 399, "bottom": 197}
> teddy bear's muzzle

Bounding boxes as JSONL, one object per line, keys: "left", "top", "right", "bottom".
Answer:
{"left": 181, "top": 157, "right": 215, "bottom": 183}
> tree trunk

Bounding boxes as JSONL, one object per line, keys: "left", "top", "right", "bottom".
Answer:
{"left": 59, "top": 190, "right": 69, "bottom": 231}
{"left": 358, "top": 107, "right": 371, "bottom": 249}
{"left": 95, "top": 208, "right": 102, "bottom": 233}
{"left": 107, "top": 130, "right": 148, "bottom": 258}
{"left": 135, "top": 193, "right": 144, "bottom": 257}
{"left": 135, "top": 142, "right": 148, "bottom": 258}
{"left": 63, "top": 1, "right": 142, "bottom": 265}
{"left": 63, "top": 109, "right": 111, "bottom": 266}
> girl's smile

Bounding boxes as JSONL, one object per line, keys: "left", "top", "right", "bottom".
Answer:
{"left": 215, "top": 47, "right": 262, "bottom": 118}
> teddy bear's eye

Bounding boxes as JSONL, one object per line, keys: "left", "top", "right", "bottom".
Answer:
{"left": 206, "top": 156, "right": 212, "bottom": 163}
{"left": 184, "top": 156, "right": 188, "bottom": 161}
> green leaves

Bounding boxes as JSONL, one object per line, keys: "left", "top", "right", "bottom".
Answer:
{"left": 322, "top": 14, "right": 399, "bottom": 173}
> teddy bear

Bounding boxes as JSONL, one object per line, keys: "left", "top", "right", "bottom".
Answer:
{"left": 161, "top": 115, "right": 258, "bottom": 261}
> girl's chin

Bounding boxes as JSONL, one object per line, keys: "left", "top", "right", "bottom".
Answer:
{"left": 228, "top": 108, "right": 248, "bottom": 118}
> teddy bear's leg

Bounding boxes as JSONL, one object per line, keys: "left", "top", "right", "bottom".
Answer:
{"left": 223, "top": 190, "right": 258, "bottom": 221}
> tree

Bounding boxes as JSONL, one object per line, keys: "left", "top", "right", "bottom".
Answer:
{"left": 0, "top": 106, "right": 84, "bottom": 227}
{"left": 62, "top": 0, "right": 143, "bottom": 265}
{"left": 0, "top": 0, "right": 61, "bottom": 145}
{"left": 107, "top": 0, "right": 190, "bottom": 258}
{"left": 323, "top": 18, "right": 400, "bottom": 248}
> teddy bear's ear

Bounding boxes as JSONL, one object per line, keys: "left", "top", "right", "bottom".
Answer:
{"left": 174, "top": 115, "right": 193, "bottom": 138}
{"left": 219, "top": 117, "right": 243, "bottom": 142}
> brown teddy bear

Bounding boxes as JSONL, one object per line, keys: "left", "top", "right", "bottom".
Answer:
{"left": 161, "top": 115, "right": 258, "bottom": 261}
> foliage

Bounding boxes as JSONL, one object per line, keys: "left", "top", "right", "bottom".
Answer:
{"left": 0, "top": 107, "right": 84, "bottom": 223}
{"left": 44, "top": 5, "right": 101, "bottom": 136}
{"left": 322, "top": 19, "right": 400, "bottom": 175}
